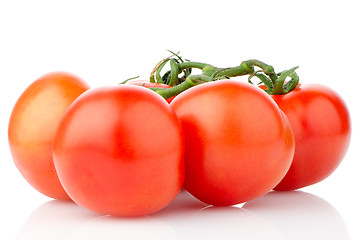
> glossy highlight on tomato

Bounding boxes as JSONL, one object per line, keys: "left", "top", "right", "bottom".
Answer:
{"left": 8, "top": 72, "right": 89, "bottom": 200}
{"left": 53, "top": 85, "right": 184, "bottom": 217}
{"left": 272, "top": 84, "right": 351, "bottom": 191}
{"left": 170, "top": 80, "right": 295, "bottom": 206}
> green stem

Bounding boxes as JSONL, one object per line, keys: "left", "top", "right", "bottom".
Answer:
{"left": 155, "top": 59, "right": 169, "bottom": 83}
{"left": 246, "top": 59, "right": 274, "bottom": 73}
{"left": 271, "top": 66, "right": 299, "bottom": 95}
{"left": 213, "top": 64, "right": 254, "bottom": 78}
{"left": 177, "top": 59, "right": 272, "bottom": 80}
{"left": 152, "top": 74, "right": 211, "bottom": 99}
{"left": 178, "top": 61, "right": 210, "bottom": 71}
{"left": 244, "top": 59, "right": 277, "bottom": 83}
{"left": 169, "top": 59, "right": 179, "bottom": 86}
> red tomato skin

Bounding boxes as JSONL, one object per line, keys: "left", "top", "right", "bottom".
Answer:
{"left": 125, "top": 79, "right": 175, "bottom": 103}
{"left": 170, "top": 81, "right": 295, "bottom": 206}
{"left": 272, "top": 84, "right": 351, "bottom": 191}
{"left": 8, "top": 72, "right": 89, "bottom": 200}
{"left": 53, "top": 86, "right": 184, "bottom": 217}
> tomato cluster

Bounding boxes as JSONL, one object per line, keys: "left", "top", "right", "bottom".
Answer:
{"left": 8, "top": 55, "right": 351, "bottom": 217}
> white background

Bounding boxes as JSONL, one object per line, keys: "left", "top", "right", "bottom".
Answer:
{"left": 1, "top": 0, "right": 361, "bottom": 239}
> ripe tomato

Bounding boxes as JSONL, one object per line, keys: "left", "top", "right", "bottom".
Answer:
{"left": 53, "top": 85, "right": 184, "bottom": 217}
{"left": 8, "top": 72, "right": 89, "bottom": 200}
{"left": 170, "top": 80, "right": 295, "bottom": 206}
{"left": 271, "top": 84, "right": 351, "bottom": 191}
{"left": 125, "top": 79, "right": 175, "bottom": 103}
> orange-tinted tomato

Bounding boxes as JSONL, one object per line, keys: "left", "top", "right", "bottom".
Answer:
{"left": 8, "top": 72, "right": 89, "bottom": 200}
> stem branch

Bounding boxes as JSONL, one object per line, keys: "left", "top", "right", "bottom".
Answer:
{"left": 152, "top": 74, "right": 211, "bottom": 99}
{"left": 178, "top": 61, "right": 210, "bottom": 71}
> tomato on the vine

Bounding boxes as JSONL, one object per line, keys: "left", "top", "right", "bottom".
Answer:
{"left": 170, "top": 80, "right": 295, "bottom": 206}
{"left": 271, "top": 84, "right": 351, "bottom": 191}
{"left": 53, "top": 85, "right": 184, "bottom": 217}
{"left": 8, "top": 72, "right": 89, "bottom": 200}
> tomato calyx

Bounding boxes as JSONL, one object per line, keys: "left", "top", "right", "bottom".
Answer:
{"left": 149, "top": 50, "right": 194, "bottom": 86}
{"left": 248, "top": 66, "right": 300, "bottom": 95}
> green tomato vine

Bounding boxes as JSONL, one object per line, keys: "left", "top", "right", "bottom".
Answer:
{"left": 149, "top": 51, "right": 300, "bottom": 99}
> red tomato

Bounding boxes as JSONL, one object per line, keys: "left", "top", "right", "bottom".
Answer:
{"left": 8, "top": 72, "right": 89, "bottom": 200}
{"left": 125, "top": 79, "right": 175, "bottom": 103}
{"left": 271, "top": 84, "right": 351, "bottom": 191}
{"left": 170, "top": 80, "right": 295, "bottom": 206}
{"left": 53, "top": 85, "right": 184, "bottom": 216}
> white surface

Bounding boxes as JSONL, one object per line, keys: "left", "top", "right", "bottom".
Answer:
{"left": 1, "top": 0, "right": 361, "bottom": 239}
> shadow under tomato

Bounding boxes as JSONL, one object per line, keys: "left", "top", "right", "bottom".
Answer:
{"left": 243, "top": 191, "right": 350, "bottom": 240}
{"left": 156, "top": 190, "right": 350, "bottom": 240}
{"left": 16, "top": 200, "right": 101, "bottom": 240}
{"left": 16, "top": 190, "right": 349, "bottom": 240}
{"left": 16, "top": 199, "right": 178, "bottom": 240}
{"left": 67, "top": 215, "right": 178, "bottom": 240}
{"left": 154, "top": 189, "right": 209, "bottom": 217}
{"left": 153, "top": 190, "right": 283, "bottom": 239}
{"left": 173, "top": 205, "right": 284, "bottom": 239}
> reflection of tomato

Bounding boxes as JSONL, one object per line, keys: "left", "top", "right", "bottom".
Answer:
{"left": 271, "top": 84, "right": 351, "bottom": 191}
{"left": 170, "top": 81, "right": 295, "bottom": 206}
{"left": 53, "top": 86, "right": 184, "bottom": 216}
{"left": 8, "top": 72, "right": 89, "bottom": 200}
{"left": 125, "top": 79, "right": 175, "bottom": 103}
